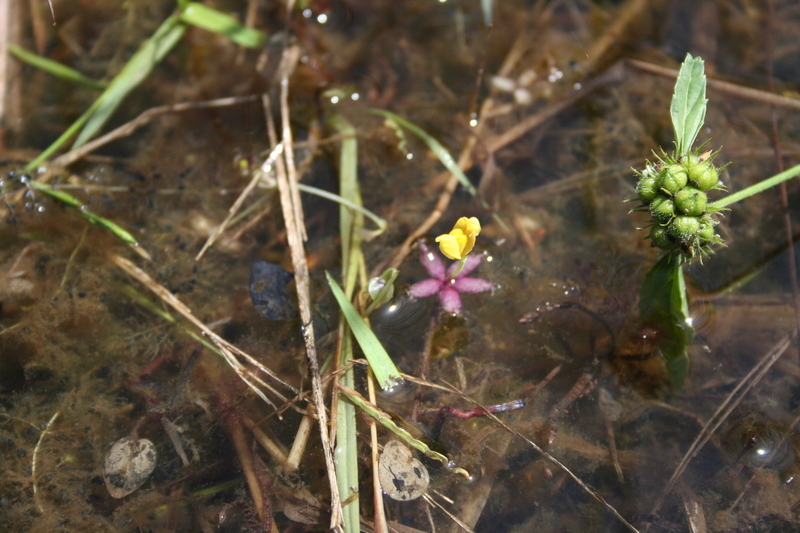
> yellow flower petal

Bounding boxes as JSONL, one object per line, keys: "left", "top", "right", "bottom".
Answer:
{"left": 435, "top": 217, "right": 481, "bottom": 260}
{"left": 435, "top": 232, "right": 465, "bottom": 260}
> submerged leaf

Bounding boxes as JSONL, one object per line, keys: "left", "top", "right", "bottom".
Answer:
{"left": 670, "top": 54, "right": 707, "bottom": 157}
{"left": 639, "top": 253, "right": 694, "bottom": 389}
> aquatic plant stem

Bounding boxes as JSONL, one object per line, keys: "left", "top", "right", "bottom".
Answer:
{"left": 711, "top": 162, "right": 800, "bottom": 208}
{"left": 330, "top": 111, "right": 362, "bottom": 533}
{"left": 268, "top": 31, "right": 342, "bottom": 527}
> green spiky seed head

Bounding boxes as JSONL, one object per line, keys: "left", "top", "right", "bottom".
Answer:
{"left": 661, "top": 164, "right": 688, "bottom": 195}
{"left": 650, "top": 195, "right": 676, "bottom": 223}
{"left": 649, "top": 224, "right": 673, "bottom": 249}
{"left": 674, "top": 186, "right": 707, "bottom": 216}
{"left": 698, "top": 223, "right": 716, "bottom": 243}
{"left": 637, "top": 175, "right": 661, "bottom": 204}
{"left": 668, "top": 216, "right": 701, "bottom": 244}
{"left": 688, "top": 160, "right": 720, "bottom": 191}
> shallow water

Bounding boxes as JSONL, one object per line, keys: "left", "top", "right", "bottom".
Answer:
{"left": 3, "top": 1, "right": 800, "bottom": 532}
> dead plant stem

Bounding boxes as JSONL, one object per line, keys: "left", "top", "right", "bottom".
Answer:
{"left": 269, "top": 24, "right": 342, "bottom": 526}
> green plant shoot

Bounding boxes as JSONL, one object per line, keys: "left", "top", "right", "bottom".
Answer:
{"left": 670, "top": 54, "right": 707, "bottom": 157}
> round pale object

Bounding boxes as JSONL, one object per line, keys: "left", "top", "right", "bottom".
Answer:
{"left": 378, "top": 440, "right": 429, "bottom": 501}
{"left": 103, "top": 437, "right": 157, "bottom": 498}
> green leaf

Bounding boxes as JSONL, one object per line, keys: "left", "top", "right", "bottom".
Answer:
{"left": 7, "top": 44, "right": 107, "bottom": 91}
{"left": 335, "top": 335, "right": 360, "bottom": 533}
{"left": 368, "top": 109, "right": 478, "bottom": 197}
{"left": 338, "top": 385, "right": 469, "bottom": 478}
{"left": 670, "top": 54, "right": 707, "bottom": 157}
{"left": 72, "top": 15, "right": 187, "bottom": 149}
{"left": 179, "top": 2, "right": 266, "bottom": 49}
{"left": 326, "top": 272, "right": 403, "bottom": 390}
{"left": 639, "top": 253, "right": 694, "bottom": 389}
{"left": 26, "top": 180, "right": 140, "bottom": 246}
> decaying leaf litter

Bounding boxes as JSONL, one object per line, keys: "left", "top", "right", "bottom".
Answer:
{"left": 3, "top": 0, "right": 800, "bottom": 532}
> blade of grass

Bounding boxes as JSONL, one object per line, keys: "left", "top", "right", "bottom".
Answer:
{"left": 25, "top": 15, "right": 187, "bottom": 170}
{"left": 338, "top": 385, "right": 470, "bottom": 478}
{"left": 336, "top": 331, "right": 360, "bottom": 533}
{"left": 7, "top": 43, "right": 106, "bottom": 90}
{"left": 368, "top": 109, "right": 478, "bottom": 197}
{"left": 331, "top": 112, "right": 361, "bottom": 533}
{"left": 25, "top": 180, "right": 148, "bottom": 256}
{"left": 72, "top": 15, "right": 187, "bottom": 149}
{"left": 179, "top": 2, "right": 266, "bottom": 49}
{"left": 326, "top": 272, "right": 403, "bottom": 391}
{"left": 368, "top": 109, "right": 508, "bottom": 231}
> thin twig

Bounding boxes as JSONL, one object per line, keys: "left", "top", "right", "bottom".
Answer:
{"left": 439, "top": 379, "right": 640, "bottom": 533}
{"left": 53, "top": 95, "right": 261, "bottom": 167}
{"left": 626, "top": 58, "right": 800, "bottom": 111}
{"left": 423, "top": 493, "right": 475, "bottom": 533}
{"left": 109, "top": 254, "right": 296, "bottom": 403}
{"left": 648, "top": 331, "right": 796, "bottom": 521}
{"left": 32, "top": 411, "right": 60, "bottom": 513}
{"left": 195, "top": 143, "right": 282, "bottom": 260}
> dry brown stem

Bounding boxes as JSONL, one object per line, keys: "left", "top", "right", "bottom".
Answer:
{"left": 53, "top": 95, "right": 261, "bottom": 168}
{"left": 109, "top": 254, "right": 296, "bottom": 404}
{"left": 269, "top": 16, "right": 341, "bottom": 525}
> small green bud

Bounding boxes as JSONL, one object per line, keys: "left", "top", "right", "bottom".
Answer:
{"left": 636, "top": 175, "right": 660, "bottom": 204}
{"left": 690, "top": 161, "right": 720, "bottom": 191}
{"left": 668, "top": 216, "right": 701, "bottom": 244}
{"left": 650, "top": 195, "right": 676, "bottom": 223}
{"left": 661, "top": 164, "right": 688, "bottom": 195}
{"left": 649, "top": 224, "right": 673, "bottom": 249}
{"left": 674, "top": 186, "right": 707, "bottom": 216}
{"left": 698, "top": 224, "right": 716, "bottom": 243}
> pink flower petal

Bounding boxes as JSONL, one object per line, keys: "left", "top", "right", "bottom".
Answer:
{"left": 418, "top": 242, "right": 445, "bottom": 280}
{"left": 448, "top": 253, "right": 483, "bottom": 278}
{"left": 409, "top": 278, "right": 443, "bottom": 298}
{"left": 439, "top": 287, "right": 462, "bottom": 314}
{"left": 453, "top": 277, "right": 493, "bottom": 294}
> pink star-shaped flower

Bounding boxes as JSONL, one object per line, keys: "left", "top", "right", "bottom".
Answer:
{"left": 408, "top": 242, "right": 493, "bottom": 314}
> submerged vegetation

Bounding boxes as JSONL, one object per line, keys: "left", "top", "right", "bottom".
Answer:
{"left": 2, "top": 1, "right": 800, "bottom": 533}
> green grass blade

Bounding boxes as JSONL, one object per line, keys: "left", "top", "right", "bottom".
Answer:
{"left": 71, "top": 15, "right": 187, "bottom": 149}
{"left": 328, "top": 113, "right": 361, "bottom": 533}
{"left": 26, "top": 180, "right": 140, "bottom": 246}
{"left": 368, "top": 109, "right": 478, "bottom": 197}
{"left": 7, "top": 44, "right": 106, "bottom": 91}
{"left": 671, "top": 54, "right": 707, "bottom": 156}
{"left": 481, "top": 0, "right": 493, "bottom": 26}
{"left": 179, "top": 2, "right": 266, "bottom": 49}
{"left": 338, "top": 385, "right": 470, "bottom": 477}
{"left": 326, "top": 272, "right": 403, "bottom": 391}
{"left": 335, "top": 333, "right": 360, "bottom": 533}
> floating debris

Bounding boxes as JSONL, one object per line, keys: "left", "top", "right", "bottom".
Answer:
{"left": 103, "top": 437, "right": 157, "bottom": 498}
{"left": 249, "top": 260, "right": 297, "bottom": 320}
{"left": 378, "top": 440, "right": 429, "bottom": 501}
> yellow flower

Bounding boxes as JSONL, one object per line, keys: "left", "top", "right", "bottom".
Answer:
{"left": 435, "top": 217, "right": 481, "bottom": 260}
